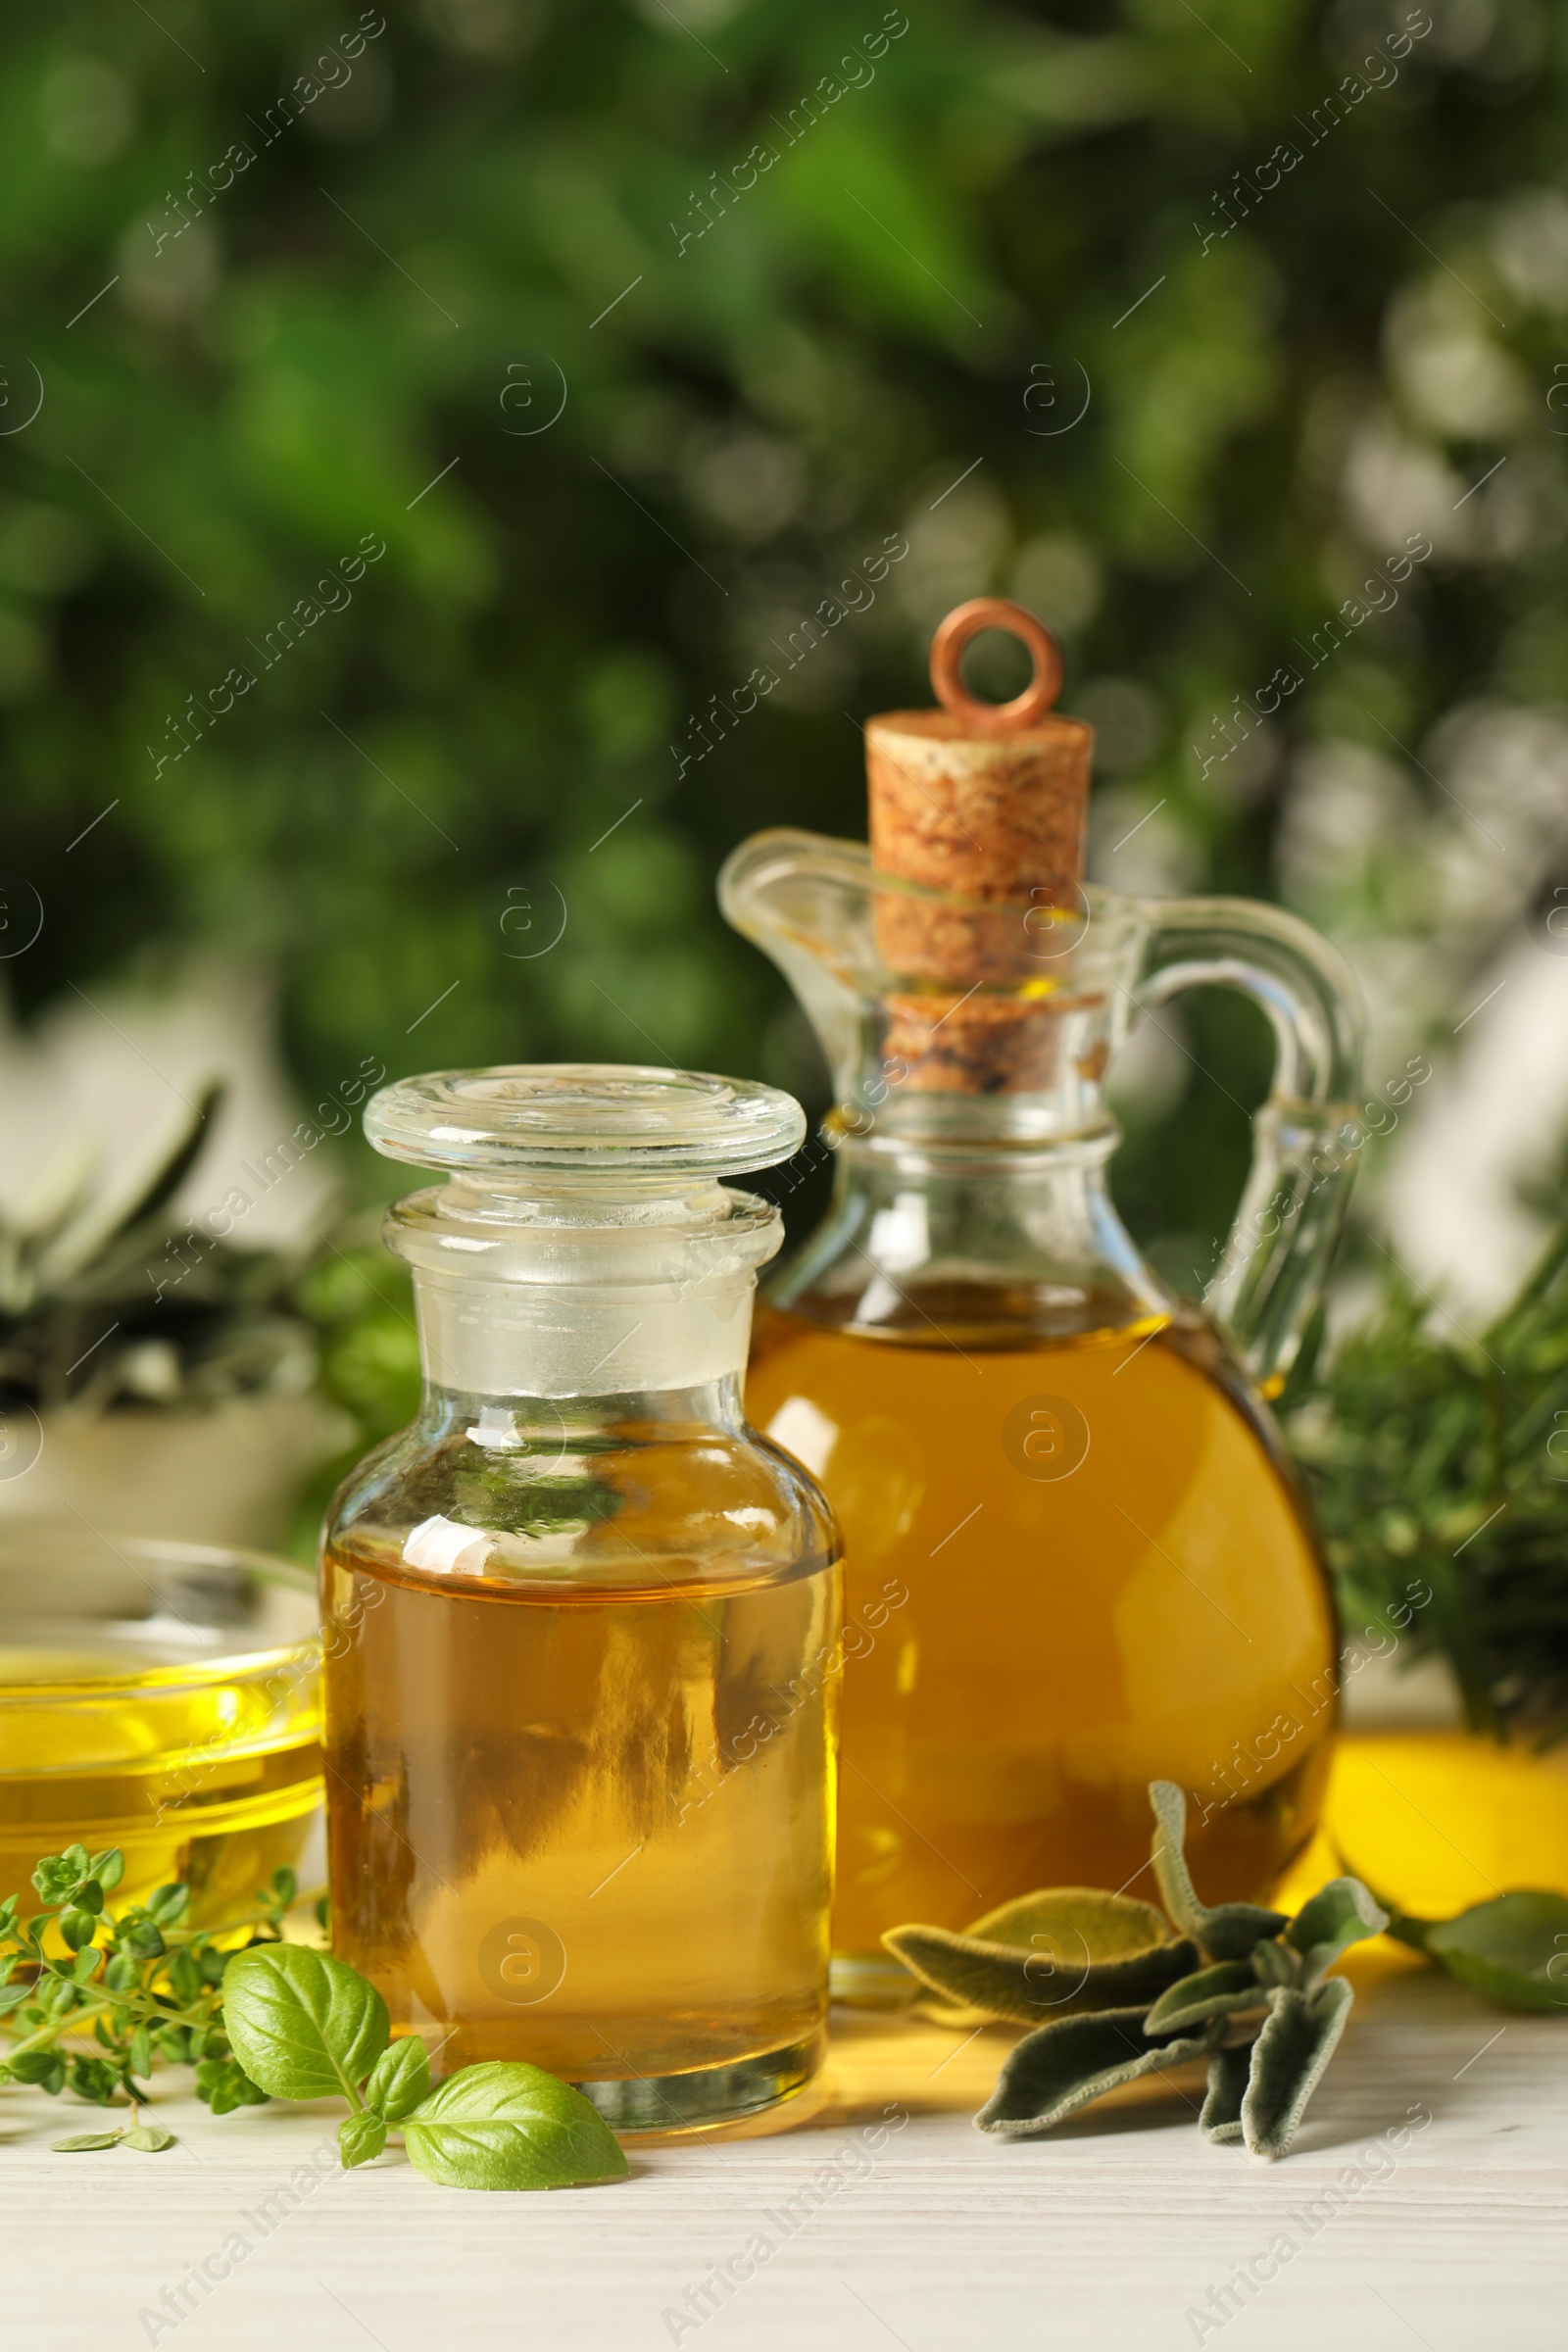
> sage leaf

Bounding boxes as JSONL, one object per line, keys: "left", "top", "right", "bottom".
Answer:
{"left": 1200, "top": 2045, "right": 1251, "bottom": 2144}
{"left": 401, "top": 2062, "right": 630, "bottom": 2191}
{"left": 1384, "top": 1909, "right": 1435, "bottom": 1954}
{"left": 1240, "top": 1979, "right": 1353, "bottom": 2159}
{"left": 1143, "top": 1959, "right": 1266, "bottom": 2035}
{"left": 1423, "top": 1890, "right": 1568, "bottom": 2016}
{"left": 1286, "top": 1878, "right": 1388, "bottom": 1987}
{"left": 975, "top": 2006, "right": 1218, "bottom": 2138}
{"left": 339, "top": 2110, "right": 388, "bottom": 2169}
{"left": 1250, "top": 1936, "right": 1298, "bottom": 1988}
{"left": 122, "top": 2124, "right": 175, "bottom": 2152}
{"left": 965, "top": 1889, "right": 1171, "bottom": 1957}
{"left": 221, "top": 1946, "right": 389, "bottom": 2105}
{"left": 51, "top": 2131, "right": 123, "bottom": 2152}
{"left": 363, "top": 2035, "right": 430, "bottom": 2123}
{"left": 1148, "top": 1781, "right": 1288, "bottom": 1961}
{"left": 885, "top": 1915, "right": 1199, "bottom": 2026}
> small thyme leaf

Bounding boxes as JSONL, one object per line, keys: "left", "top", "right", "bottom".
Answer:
{"left": 122, "top": 2123, "right": 175, "bottom": 2152}
{"left": 51, "top": 2131, "right": 123, "bottom": 2152}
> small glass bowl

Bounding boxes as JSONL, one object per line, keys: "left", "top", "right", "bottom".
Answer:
{"left": 0, "top": 1527, "right": 321, "bottom": 1927}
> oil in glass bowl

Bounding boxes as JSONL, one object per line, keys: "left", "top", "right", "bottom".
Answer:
{"left": 0, "top": 1529, "right": 321, "bottom": 1927}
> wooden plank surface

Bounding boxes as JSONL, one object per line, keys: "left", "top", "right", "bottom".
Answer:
{"left": 6, "top": 1950, "right": 1565, "bottom": 2352}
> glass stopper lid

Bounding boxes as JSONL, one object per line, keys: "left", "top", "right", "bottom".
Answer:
{"left": 366, "top": 1063, "right": 806, "bottom": 1181}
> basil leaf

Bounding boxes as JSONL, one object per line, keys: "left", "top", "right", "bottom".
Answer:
{"left": 51, "top": 2131, "right": 123, "bottom": 2152}
{"left": 975, "top": 2005, "right": 1219, "bottom": 2138}
{"left": 1423, "top": 1890, "right": 1568, "bottom": 2015}
{"left": 885, "top": 1918, "right": 1199, "bottom": 2026}
{"left": 1286, "top": 1878, "right": 1388, "bottom": 1987}
{"left": 1241, "top": 1980, "right": 1353, "bottom": 2159}
{"left": 1143, "top": 1959, "right": 1265, "bottom": 2035}
{"left": 1148, "top": 1781, "right": 1288, "bottom": 1961}
{"left": 122, "top": 2123, "right": 175, "bottom": 2152}
{"left": 401, "top": 2062, "right": 630, "bottom": 2191}
{"left": 1199, "top": 2044, "right": 1251, "bottom": 2143}
{"left": 339, "top": 2111, "right": 388, "bottom": 2169}
{"left": 363, "top": 2035, "right": 430, "bottom": 2123}
{"left": 221, "top": 1946, "right": 388, "bottom": 2104}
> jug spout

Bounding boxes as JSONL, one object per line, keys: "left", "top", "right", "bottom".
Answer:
{"left": 720, "top": 597, "right": 1365, "bottom": 1387}
{"left": 720, "top": 596, "right": 1133, "bottom": 1138}
{"left": 717, "top": 823, "right": 1140, "bottom": 1142}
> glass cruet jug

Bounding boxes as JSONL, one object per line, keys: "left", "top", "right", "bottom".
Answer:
{"left": 320, "top": 1063, "right": 842, "bottom": 2129}
{"left": 721, "top": 597, "right": 1364, "bottom": 2004}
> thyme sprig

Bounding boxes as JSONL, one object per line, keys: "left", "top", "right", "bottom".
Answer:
{"left": 0, "top": 1844, "right": 304, "bottom": 2126}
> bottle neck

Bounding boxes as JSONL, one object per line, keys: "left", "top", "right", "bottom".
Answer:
{"left": 773, "top": 1120, "right": 1168, "bottom": 1340}
{"left": 414, "top": 1372, "right": 749, "bottom": 1446}
{"left": 387, "top": 1175, "right": 779, "bottom": 1401}
{"left": 410, "top": 1267, "right": 759, "bottom": 1400}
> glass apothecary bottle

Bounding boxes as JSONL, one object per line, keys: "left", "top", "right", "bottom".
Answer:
{"left": 722, "top": 599, "right": 1362, "bottom": 2002}
{"left": 321, "top": 1065, "right": 841, "bottom": 2131}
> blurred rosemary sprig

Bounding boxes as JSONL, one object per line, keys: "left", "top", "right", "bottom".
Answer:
{"left": 0, "top": 1084, "right": 317, "bottom": 1415}
{"left": 1282, "top": 1222, "right": 1568, "bottom": 1745}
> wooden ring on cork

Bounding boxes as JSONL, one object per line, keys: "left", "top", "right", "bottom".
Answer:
{"left": 929, "top": 598, "right": 1064, "bottom": 735}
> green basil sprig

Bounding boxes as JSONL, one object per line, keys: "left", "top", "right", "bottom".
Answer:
{"left": 884, "top": 1780, "right": 1390, "bottom": 2159}
{"left": 0, "top": 1843, "right": 627, "bottom": 2193}
{"left": 221, "top": 1946, "right": 628, "bottom": 2192}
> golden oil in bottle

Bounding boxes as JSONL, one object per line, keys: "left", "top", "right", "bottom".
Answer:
{"left": 750, "top": 1303, "right": 1336, "bottom": 1978}
{"left": 323, "top": 1528, "right": 837, "bottom": 2102}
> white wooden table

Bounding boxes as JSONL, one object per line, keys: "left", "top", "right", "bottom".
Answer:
{"left": 8, "top": 1953, "right": 1563, "bottom": 2352}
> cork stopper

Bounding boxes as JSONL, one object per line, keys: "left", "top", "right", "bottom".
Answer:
{"left": 866, "top": 598, "right": 1095, "bottom": 1093}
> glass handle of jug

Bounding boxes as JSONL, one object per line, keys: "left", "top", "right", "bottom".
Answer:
{"left": 1132, "top": 896, "right": 1366, "bottom": 1392}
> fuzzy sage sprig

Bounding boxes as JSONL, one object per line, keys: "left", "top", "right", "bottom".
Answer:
{"left": 884, "top": 1781, "right": 1388, "bottom": 2159}
{"left": 1, "top": 1844, "right": 627, "bottom": 2192}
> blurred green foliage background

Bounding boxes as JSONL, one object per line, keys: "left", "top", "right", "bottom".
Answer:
{"left": 4, "top": 0, "right": 1567, "bottom": 1295}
